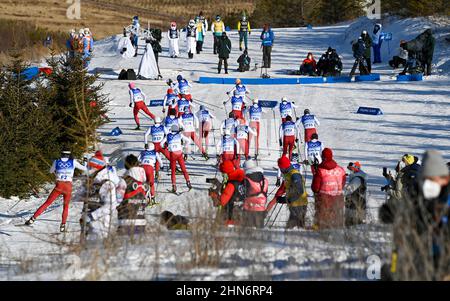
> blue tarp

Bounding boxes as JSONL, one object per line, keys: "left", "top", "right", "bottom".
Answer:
{"left": 20, "top": 67, "right": 40, "bottom": 80}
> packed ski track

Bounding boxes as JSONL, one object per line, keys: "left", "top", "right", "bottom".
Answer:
{"left": 1, "top": 17, "right": 449, "bottom": 280}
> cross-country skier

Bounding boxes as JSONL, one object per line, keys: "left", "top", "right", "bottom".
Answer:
{"left": 279, "top": 97, "right": 297, "bottom": 123}
{"left": 247, "top": 98, "right": 263, "bottom": 158}
{"left": 211, "top": 15, "right": 225, "bottom": 54}
{"left": 267, "top": 156, "right": 308, "bottom": 229}
{"left": 129, "top": 82, "right": 155, "bottom": 130}
{"left": 163, "top": 88, "right": 178, "bottom": 116}
{"left": 176, "top": 75, "right": 192, "bottom": 98}
{"left": 144, "top": 116, "right": 170, "bottom": 165}
{"left": 185, "top": 19, "right": 197, "bottom": 59}
{"left": 163, "top": 108, "right": 183, "bottom": 133}
{"left": 220, "top": 112, "right": 238, "bottom": 137}
{"left": 279, "top": 115, "right": 299, "bottom": 160}
{"left": 177, "top": 94, "right": 194, "bottom": 117}
{"left": 227, "top": 78, "right": 250, "bottom": 99}
{"left": 161, "top": 124, "right": 192, "bottom": 193}
{"left": 180, "top": 110, "right": 206, "bottom": 158}
{"left": 236, "top": 118, "right": 257, "bottom": 161}
{"left": 217, "top": 128, "right": 240, "bottom": 169}
{"left": 223, "top": 92, "right": 248, "bottom": 120}
{"left": 25, "top": 150, "right": 87, "bottom": 232}
{"left": 116, "top": 154, "right": 148, "bottom": 235}
{"left": 168, "top": 22, "right": 180, "bottom": 58}
{"left": 276, "top": 152, "right": 303, "bottom": 187}
{"left": 196, "top": 105, "right": 215, "bottom": 157}
{"left": 139, "top": 143, "right": 164, "bottom": 205}
{"left": 304, "top": 133, "right": 324, "bottom": 174}
{"left": 83, "top": 151, "right": 121, "bottom": 239}
{"left": 297, "top": 109, "right": 320, "bottom": 143}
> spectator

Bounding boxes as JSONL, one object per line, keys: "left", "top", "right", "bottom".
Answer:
{"left": 217, "top": 31, "right": 231, "bottom": 74}
{"left": 299, "top": 52, "right": 317, "bottom": 76}
{"left": 389, "top": 40, "right": 408, "bottom": 69}
{"left": 350, "top": 37, "right": 370, "bottom": 76}
{"left": 260, "top": 24, "right": 274, "bottom": 68}
{"left": 361, "top": 30, "right": 372, "bottom": 73}
{"left": 237, "top": 49, "right": 251, "bottom": 72}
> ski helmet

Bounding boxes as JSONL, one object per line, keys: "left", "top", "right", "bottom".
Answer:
{"left": 304, "top": 109, "right": 310, "bottom": 115}
{"left": 189, "top": 19, "right": 195, "bottom": 26}
{"left": 171, "top": 124, "right": 179, "bottom": 132}
{"left": 146, "top": 142, "right": 155, "bottom": 151}
{"left": 125, "top": 154, "right": 139, "bottom": 170}
{"left": 281, "top": 96, "right": 288, "bottom": 103}
{"left": 84, "top": 28, "right": 90, "bottom": 35}
{"left": 216, "top": 15, "right": 221, "bottom": 21}
{"left": 167, "top": 88, "right": 174, "bottom": 94}
{"left": 252, "top": 98, "right": 259, "bottom": 104}
{"left": 347, "top": 161, "right": 361, "bottom": 173}
{"left": 177, "top": 75, "right": 183, "bottom": 82}
{"left": 235, "top": 78, "right": 242, "bottom": 85}
{"left": 170, "top": 22, "right": 176, "bottom": 29}
{"left": 229, "top": 112, "right": 235, "bottom": 119}
{"left": 155, "top": 116, "right": 162, "bottom": 124}
{"left": 129, "top": 82, "right": 136, "bottom": 89}
{"left": 311, "top": 133, "right": 318, "bottom": 140}
{"left": 166, "top": 78, "right": 173, "bottom": 86}
{"left": 242, "top": 15, "right": 247, "bottom": 22}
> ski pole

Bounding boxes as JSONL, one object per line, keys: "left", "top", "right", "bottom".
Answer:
{"left": 269, "top": 203, "right": 284, "bottom": 228}
{"left": 192, "top": 98, "right": 222, "bottom": 109}
{"left": 6, "top": 199, "right": 22, "bottom": 213}
{"left": 264, "top": 202, "right": 278, "bottom": 227}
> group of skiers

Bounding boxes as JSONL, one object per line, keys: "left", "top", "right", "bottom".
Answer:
{"left": 66, "top": 28, "right": 94, "bottom": 66}
{"left": 23, "top": 75, "right": 372, "bottom": 234}
{"left": 378, "top": 151, "right": 449, "bottom": 280}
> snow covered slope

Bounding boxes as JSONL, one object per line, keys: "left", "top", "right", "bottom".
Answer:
{"left": 1, "top": 17, "right": 449, "bottom": 280}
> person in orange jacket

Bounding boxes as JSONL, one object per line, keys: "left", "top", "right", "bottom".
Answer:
{"left": 311, "top": 148, "right": 346, "bottom": 229}
{"left": 219, "top": 160, "right": 245, "bottom": 226}
{"left": 299, "top": 52, "right": 317, "bottom": 76}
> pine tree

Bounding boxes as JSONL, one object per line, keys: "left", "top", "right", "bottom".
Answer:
{"left": 0, "top": 56, "right": 59, "bottom": 197}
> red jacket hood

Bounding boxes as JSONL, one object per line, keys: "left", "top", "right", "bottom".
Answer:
{"left": 319, "top": 159, "right": 338, "bottom": 170}
{"left": 228, "top": 169, "right": 245, "bottom": 181}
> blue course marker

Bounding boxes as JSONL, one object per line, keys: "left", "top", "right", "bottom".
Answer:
{"left": 148, "top": 99, "right": 164, "bottom": 107}
{"left": 397, "top": 74, "right": 423, "bottom": 82}
{"left": 357, "top": 107, "right": 383, "bottom": 115}
{"left": 110, "top": 127, "right": 123, "bottom": 136}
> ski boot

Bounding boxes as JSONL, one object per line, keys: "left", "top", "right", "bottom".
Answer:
{"left": 60, "top": 223, "right": 66, "bottom": 233}
{"left": 134, "top": 125, "right": 140, "bottom": 130}
{"left": 183, "top": 154, "right": 188, "bottom": 161}
{"left": 202, "top": 152, "right": 209, "bottom": 161}
{"left": 186, "top": 181, "right": 192, "bottom": 190}
{"left": 25, "top": 217, "right": 35, "bottom": 226}
{"left": 171, "top": 185, "right": 177, "bottom": 193}
{"left": 148, "top": 196, "right": 159, "bottom": 207}
{"left": 155, "top": 172, "right": 159, "bottom": 183}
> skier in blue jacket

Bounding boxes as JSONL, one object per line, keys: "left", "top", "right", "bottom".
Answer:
{"left": 260, "top": 24, "right": 274, "bottom": 68}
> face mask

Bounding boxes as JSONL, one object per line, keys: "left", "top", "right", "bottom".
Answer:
{"left": 422, "top": 179, "right": 442, "bottom": 199}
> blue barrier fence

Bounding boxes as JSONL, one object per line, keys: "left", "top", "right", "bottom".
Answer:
{"left": 397, "top": 74, "right": 423, "bottom": 82}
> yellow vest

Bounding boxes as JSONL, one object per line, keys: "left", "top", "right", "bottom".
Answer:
{"left": 212, "top": 21, "right": 225, "bottom": 35}
{"left": 284, "top": 169, "right": 308, "bottom": 207}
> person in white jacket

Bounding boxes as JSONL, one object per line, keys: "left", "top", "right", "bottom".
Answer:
{"left": 84, "top": 151, "right": 121, "bottom": 239}
{"left": 168, "top": 22, "right": 180, "bottom": 58}
{"left": 185, "top": 19, "right": 197, "bottom": 59}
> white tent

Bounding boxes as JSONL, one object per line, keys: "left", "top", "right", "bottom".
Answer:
{"left": 117, "top": 36, "right": 136, "bottom": 59}
{"left": 138, "top": 44, "right": 159, "bottom": 79}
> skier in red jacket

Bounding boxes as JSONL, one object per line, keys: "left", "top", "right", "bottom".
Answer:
{"left": 311, "top": 148, "right": 346, "bottom": 229}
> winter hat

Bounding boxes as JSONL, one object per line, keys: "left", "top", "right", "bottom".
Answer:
{"left": 89, "top": 150, "right": 106, "bottom": 170}
{"left": 421, "top": 150, "right": 448, "bottom": 178}
{"left": 347, "top": 161, "right": 361, "bottom": 172}
{"left": 220, "top": 161, "right": 235, "bottom": 174}
{"left": 129, "top": 82, "right": 136, "bottom": 89}
{"left": 244, "top": 160, "right": 256, "bottom": 171}
{"left": 402, "top": 154, "right": 415, "bottom": 166}
{"left": 322, "top": 148, "right": 333, "bottom": 161}
{"left": 278, "top": 156, "right": 291, "bottom": 170}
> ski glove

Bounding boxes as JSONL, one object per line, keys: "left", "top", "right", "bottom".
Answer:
{"left": 276, "top": 196, "right": 287, "bottom": 204}
{"left": 295, "top": 138, "right": 299, "bottom": 143}
{"left": 279, "top": 139, "right": 282, "bottom": 147}
{"left": 144, "top": 143, "right": 148, "bottom": 149}
{"left": 129, "top": 103, "right": 133, "bottom": 108}
{"left": 275, "top": 178, "right": 281, "bottom": 187}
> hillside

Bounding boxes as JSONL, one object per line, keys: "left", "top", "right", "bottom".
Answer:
{"left": 0, "top": 0, "right": 256, "bottom": 39}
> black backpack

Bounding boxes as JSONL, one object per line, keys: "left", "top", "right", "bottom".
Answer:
{"left": 230, "top": 180, "right": 246, "bottom": 203}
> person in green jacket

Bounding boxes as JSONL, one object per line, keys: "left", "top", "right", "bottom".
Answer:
{"left": 361, "top": 30, "right": 372, "bottom": 73}
{"left": 217, "top": 32, "right": 232, "bottom": 74}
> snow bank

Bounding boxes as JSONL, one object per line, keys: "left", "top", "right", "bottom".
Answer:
{"left": 344, "top": 16, "right": 450, "bottom": 74}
